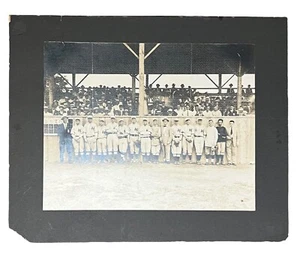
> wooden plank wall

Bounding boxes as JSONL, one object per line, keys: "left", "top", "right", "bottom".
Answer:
{"left": 44, "top": 116, "right": 255, "bottom": 164}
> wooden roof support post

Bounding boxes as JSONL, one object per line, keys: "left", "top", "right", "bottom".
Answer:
{"left": 218, "top": 74, "right": 222, "bottom": 94}
{"left": 139, "top": 43, "right": 145, "bottom": 116}
{"left": 131, "top": 74, "right": 136, "bottom": 109}
{"left": 48, "top": 75, "right": 54, "bottom": 110}
{"left": 146, "top": 74, "right": 149, "bottom": 87}
{"left": 236, "top": 53, "right": 243, "bottom": 109}
{"left": 72, "top": 73, "right": 76, "bottom": 88}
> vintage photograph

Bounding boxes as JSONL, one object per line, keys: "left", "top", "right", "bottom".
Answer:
{"left": 43, "top": 42, "right": 255, "bottom": 210}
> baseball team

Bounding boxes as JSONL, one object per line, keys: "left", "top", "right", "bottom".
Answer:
{"left": 58, "top": 116, "right": 238, "bottom": 165}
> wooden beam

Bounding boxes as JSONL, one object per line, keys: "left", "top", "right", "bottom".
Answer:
{"left": 218, "top": 74, "right": 222, "bottom": 94}
{"left": 123, "top": 43, "right": 139, "bottom": 59}
{"left": 48, "top": 76, "right": 54, "bottom": 110}
{"left": 76, "top": 74, "right": 89, "bottom": 87}
{"left": 237, "top": 53, "right": 243, "bottom": 109}
{"left": 72, "top": 73, "right": 76, "bottom": 88}
{"left": 221, "top": 74, "right": 235, "bottom": 87}
{"left": 204, "top": 74, "right": 219, "bottom": 88}
{"left": 146, "top": 74, "right": 149, "bottom": 87}
{"left": 145, "top": 43, "right": 160, "bottom": 59}
{"left": 131, "top": 74, "right": 136, "bottom": 110}
{"left": 139, "top": 43, "right": 145, "bottom": 116}
{"left": 150, "top": 74, "right": 163, "bottom": 86}
{"left": 58, "top": 73, "right": 72, "bottom": 87}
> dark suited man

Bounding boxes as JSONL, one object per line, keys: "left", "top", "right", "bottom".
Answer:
{"left": 225, "top": 105, "right": 238, "bottom": 116}
{"left": 57, "top": 116, "right": 73, "bottom": 163}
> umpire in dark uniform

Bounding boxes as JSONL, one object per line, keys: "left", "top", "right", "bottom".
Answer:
{"left": 57, "top": 116, "right": 73, "bottom": 163}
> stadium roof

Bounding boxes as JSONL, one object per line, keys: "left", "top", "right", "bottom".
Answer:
{"left": 44, "top": 42, "right": 254, "bottom": 76}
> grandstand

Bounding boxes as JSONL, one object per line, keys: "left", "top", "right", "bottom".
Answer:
{"left": 44, "top": 43, "right": 255, "bottom": 117}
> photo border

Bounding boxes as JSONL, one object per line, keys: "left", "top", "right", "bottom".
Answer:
{"left": 9, "top": 16, "right": 288, "bottom": 242}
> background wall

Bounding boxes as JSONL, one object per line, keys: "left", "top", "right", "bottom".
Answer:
{"left": 44, "top": 116, "right": 255, "bottom": 164}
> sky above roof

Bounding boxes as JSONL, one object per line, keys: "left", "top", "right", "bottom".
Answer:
{"left": 62, "top": 73, "right": 255, "bottom": 92}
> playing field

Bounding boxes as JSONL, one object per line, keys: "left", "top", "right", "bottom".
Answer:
{"left": 43, "top": 162, "right": 255, "bottom": 211}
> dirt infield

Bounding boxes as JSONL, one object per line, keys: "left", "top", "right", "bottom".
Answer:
{"left": 43, "top": 162, "right": 255, "bottom": 211}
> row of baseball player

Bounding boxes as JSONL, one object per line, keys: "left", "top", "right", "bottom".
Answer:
{"left": 58, "top": 115, "right": 238, "bottom": 165}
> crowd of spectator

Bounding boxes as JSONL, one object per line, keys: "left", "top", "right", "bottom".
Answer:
{"left": 146, "top": 83, "right": 254, "bottom": 117}
{"left": 44, "top": 78, "right": 255, "bottom": 117}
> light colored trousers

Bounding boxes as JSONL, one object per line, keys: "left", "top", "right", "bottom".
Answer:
{"left": 162, "top": 143, "right": 171, "bottom": 162}
{"left": 129, "top": 136, "right": 139, "bottom": 154}
{"left": 73, "top": 137, "right": 84, "bottom": 155}
{"left": 171, "top": 141, "right": 182, "bottom": 157}
{"left": 141, "top": 137, "right": 151, "bottom": 155}
{"left": 118, "top": 138, "right": 128, "bottom": 154}
{"left": 216, "top": 142, "right": 226, "bottom": 155}
{"left": 151, "top": 144, "right": 161, "bottom": 156}
{"left": 182, "top": 139, "right": 194, "bottom": 156}
{"left": 194, "top": 137, "right": 204, "bottom": 155}
{"left": 226, "top": 140, "right": 236, "bottom": 163}
{"left": 107, "top": 134, "right": 118, "bottom": 155}
{"left": 85, "top": 137, "right": 97, "bottom": 154}
{"left": 97, "top": 138, "right": 107, "bottom": 155}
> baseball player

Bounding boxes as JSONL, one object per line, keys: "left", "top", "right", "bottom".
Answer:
{"left": 71, "top": 118, "right": 84, "bottom": 163}
{"left": 57, "top": 116, "right": 73, "bottom": 163}
{"left": 83, "top": 116, "right": 98, "bottom": 162}
{"left": 151, "top": 118, "right": 161, "bottom": 163}
{"left": 106, "top": 116, "right": 119, "bottom": 161}
{"left": 171, "top": 118, "right": 182, "bottom": 165}
{"left": 97, "top": 118, "right": 107, "bottom": 163}
{"left": 182, "top": 118, "right": 194, "bottom": 163}
{"left": 204, "top": 119, "right": 218, "bottom": 165}
{"left": 216, "top": 119, "right": 228, "bottom": 165}
{"left": 194, "top": 118, "right": 206, "bottom": 164}
{"left": 161, "top": 118, "right": 172, "bottom": 163}
{"left": 128, "top": 117, "right": 140, "bottom": 162}
{"left": 226, "top": 120, "right": 238, "bottom": 166}
{"left": 139, "top": 118, "right": 152, "bottom": 163}
{"left": 117, "top": 119, "right": 129, "bottom": 162}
